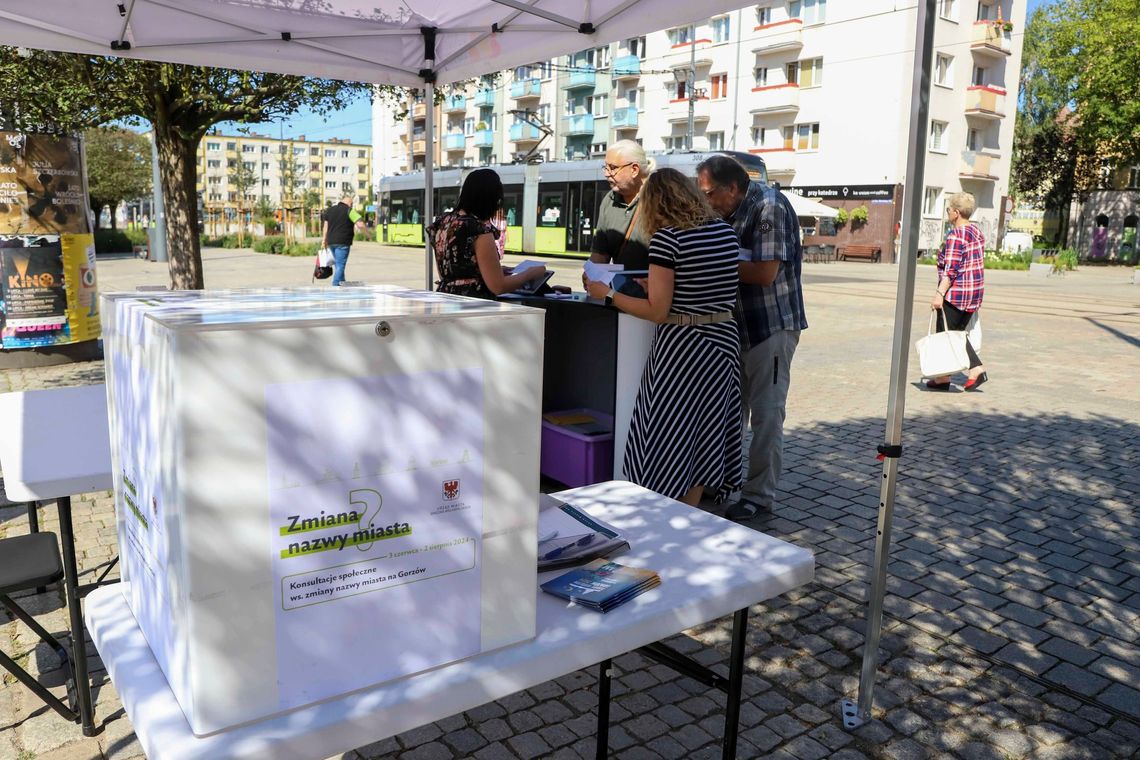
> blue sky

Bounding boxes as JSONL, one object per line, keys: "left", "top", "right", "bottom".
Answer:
{"left": 227, "top": 0, "right": 1053, "bottom": 146}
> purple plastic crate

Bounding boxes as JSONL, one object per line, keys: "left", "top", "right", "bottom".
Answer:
{"left": 540, "top": 409, "right": 614, "bottom": 488}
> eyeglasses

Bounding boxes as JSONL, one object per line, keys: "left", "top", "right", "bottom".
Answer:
{"left": 603, "top": 162, "right": 635, "bottom": 175}
{"left": 700, "top": 186, "right": 719, "bottom": 197}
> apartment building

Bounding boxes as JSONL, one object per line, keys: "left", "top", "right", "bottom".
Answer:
{"left": 197, "top": 131, "right": 372, "bottom": 227}
{"left": 372, "top": 0, "right": 1025, "bottom": 256}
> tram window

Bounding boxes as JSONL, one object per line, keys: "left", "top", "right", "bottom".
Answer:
{"left": 503, "top": 191, "right": 522, "bottom": 226}
{"left": 438, "top": 189, "right": 459, "bottom": 214}
{"left": 390, "top": 199, "right": 405, "bottom": 224}
{"left": 540, "top": 192, "right": 564, "bottom": 227}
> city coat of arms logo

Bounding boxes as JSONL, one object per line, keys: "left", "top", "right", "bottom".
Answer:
{"left": 442, "top": 479, "right": 460, "bottom": 500}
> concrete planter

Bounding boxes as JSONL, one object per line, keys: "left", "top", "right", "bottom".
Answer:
{"left": 1029, "top": 262, "right": 1053, "bottom": 277}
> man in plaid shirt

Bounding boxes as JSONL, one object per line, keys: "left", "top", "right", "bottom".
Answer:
{"left": 697, "top": 156, "right": 807, "bottom": 520}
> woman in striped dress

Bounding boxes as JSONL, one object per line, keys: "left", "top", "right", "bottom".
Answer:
{"left": 586, "top": 168, "right": 743, "bottom": 506}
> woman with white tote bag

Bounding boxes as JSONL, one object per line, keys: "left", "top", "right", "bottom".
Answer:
{"left": 924, "top": 192, "right": 988, "bottom": 391}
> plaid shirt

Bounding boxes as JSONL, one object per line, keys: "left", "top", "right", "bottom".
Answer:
{"left": 729, "top": 182, "right": 808, "bottom": 349}
{"left": 938, "top": 223, "right": 985, "bottom": 312}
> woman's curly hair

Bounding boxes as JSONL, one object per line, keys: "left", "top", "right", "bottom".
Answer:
{"left": 637, "top": 168, "right": 717, "bottom": 236}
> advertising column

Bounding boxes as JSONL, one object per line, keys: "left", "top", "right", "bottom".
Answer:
{"left": 0, "top": 131, "right": 100, "bottom": 349}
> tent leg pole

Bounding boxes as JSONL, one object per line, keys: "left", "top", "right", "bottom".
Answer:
{"left": 424, "top": 79, "right": 435, "bottom": 291}
{"left": 840, "top": 0, "right": 936, "bottom": 731}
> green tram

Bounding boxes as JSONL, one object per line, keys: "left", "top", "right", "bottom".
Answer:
{"left": 377, "top": 151, "right": 767, "bottom": 258}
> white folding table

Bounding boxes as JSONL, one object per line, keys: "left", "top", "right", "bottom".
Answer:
{"left": 86, "top": 480, "right": 815, "bottom": 759}
{"left": 0, "top": 383, "right": 113, "bottom": 736}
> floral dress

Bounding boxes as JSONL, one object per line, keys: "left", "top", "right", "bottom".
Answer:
{"left": 428, "top": 211, "right": 497, "bottom": 299}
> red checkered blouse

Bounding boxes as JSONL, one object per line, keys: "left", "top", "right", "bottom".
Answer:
{"left": 938, "top": 223, "right": 985, "bottom": 312}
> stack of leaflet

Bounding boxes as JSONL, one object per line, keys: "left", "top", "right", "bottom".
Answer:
{"left": 537, "top": 495, "right": 630, "bottom": 572}
{"left": 540, "top": 559, "right": 661, "bottom": 613}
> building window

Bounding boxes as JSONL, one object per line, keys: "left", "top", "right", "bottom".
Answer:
{"left": 923, "top": 186, "right": 942, "bottom": 217}
{"left": 358, "top": 149, "right": 367, "bottom": 158}
{"left": 802, "top": 0, "right": 826, "bottom": 25}
{"left": 785, "top": 62, "right": 799, "bottom": 85}
{"left": 935, "top": 54, "right": 953, "bottom": 87}
{"left": 226, "top": 141, "right": 236, "bottom": 151}
{"left": 514, "top": 65, "right": 532, "bottom": 81}
{"left": 939, "top": 0, "right": 956, "bottom": 21}
{"left": 973, "top": 65, "right": 987, "bottom": 87}
{"left": 967, "top": 127, "right": 981, "bottom": 151}
{"left": 341, "top": 166, "right": 350, "bottom": 174}
{"left": 206, "top": 159, "right": 221, "bottom": 168}
{"left": 325, "top": 181, "right": 337, "bottom": 189}
{"left": 712, "top": 16, "right": 731, "bottom": 43}
{"left": 754, "top": 67, "right": 769, "bottom": 87}
{"left": 310, "top": 147, "right": 320, "bottom": 156}
{"left": 782, "top": 126, "right": 794, "bottom": 149}
{"left": 591, "top": 142, "right": 608, "bottom": 155}
{"left": 795, "top": 122, "right": 820, "bottom": 151}
{"left": 358, "top": 181, "right": 367, "bottom": 190}
{"left": 976, "top": 1, "right": 997, "bottom": 21}
{"left": 1128, "top": 166, "right": 1140, "bottom": 188}
{"left": 675, "top": 79, "right": 689, "bottom": 100}
{"left": 538, "top": 61, "right": 553, "bottom": 79}
{"left": 260, "top": 145, "right": 270, "bottom": 153}
{"left": 243, "top": 161, "right": 254, "bottom": 170}
{"left": 357, "top": 164, "right": 367, "bottom": 174}
{"left": 325, "top": 165, "right": 336, "bottom": 173}
{"left": 788, "top": 0, "right": 801, "bottom": 19}
{"left": 206, "top": 141, "right": 220, "bottom": 151}
{"left": 708, "top": 131, "right": 724, "bottom": 151}
{"left": 310, "top": 162, "right": 320, "bottom": 171}
{"left": 242, "top": 144, "right": 254, "bottom": 153}
{"left": 588, "top": 46, "right": 611, "bottom": 68}
{"left": 262, "top": 178, "right": 270, "bottom": 187}
{"left": 464, "top": 117, "right": 475, "bottom": 135}
{"left": 751, "top": 127, "right": 765, "bottom": 148}
{"left": 627, "top": 36, "right": 647, "bottom": 59}
{"left": 711, "top": 73, "right": 729, "bottom": 99}
{"left": 207, "top": 176, "right": 221, "bottom": 185}
{"left": 668, "top": 26, "right": 693, "bottom": 45}
{"left": 798, "top": 57, "right": 823, "bottom": 88}
{"left": 664, "top": 135, "right": 689, "bottom": 151}
{"left": 589, "top": 94, "right": 608, "bottom": 117}
{"left": 325, "top": 149, "right": 336, "bottom": 157}
{"left": 929, "top": 120, "right": 948, "bottom": 152}
{"left": 341, "top": 150, "right": 350, "bottom": 158}
{"left": 262, "top": 162, "right": 270, "bottom": 170}
{"left": 538, "top": 103, "right": 552, "bottom": 124}
{"left": 757, "top": 6, "right": 772, "bottom": 26}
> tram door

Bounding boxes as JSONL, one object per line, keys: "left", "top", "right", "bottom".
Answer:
{"left": 564, "top": 182, "right": 598, "bottom": 254}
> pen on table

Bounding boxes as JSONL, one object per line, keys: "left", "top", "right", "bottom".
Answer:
{"left": 538, "top": 533, "right": 597, "bottom": 562}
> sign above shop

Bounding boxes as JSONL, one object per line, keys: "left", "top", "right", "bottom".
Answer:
{"left": 787, "top": 184, "right": 897, "bottom": 201}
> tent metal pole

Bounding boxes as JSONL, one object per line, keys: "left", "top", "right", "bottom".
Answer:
{"left": 840, "top": 0, "right": 936, "bottom": 731}
{"left": 421, "top": 27, "right": 437, "bottom": 291}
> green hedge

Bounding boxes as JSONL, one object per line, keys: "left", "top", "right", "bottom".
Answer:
{"left": 94, "top": 229, "right": 134, "bottom": 254}
{"left": 252, "top": 235, "right": 286, "bottom": 253}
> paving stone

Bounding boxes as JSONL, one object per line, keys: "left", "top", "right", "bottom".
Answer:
{"left": 882, "top": 737, "right": 927, "bottom": 760}
{"left": 766, "top": 713, "right": 808, "bottom": 739}
{"left": 400, "top": 742, "right": 452, "bottom": 760}
{"left": 1096, "top": 684, "right": 1140, "bottom": 720}
{"left": 783, "top": 734, "right": 830, "bottom": 760}
{"left": 1042, "top": 662, "right": 1110, "bottom": 697}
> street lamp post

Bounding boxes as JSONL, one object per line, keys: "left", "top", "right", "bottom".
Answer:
{"left": 672, "top": 25, "right": 698, "bottom": 150}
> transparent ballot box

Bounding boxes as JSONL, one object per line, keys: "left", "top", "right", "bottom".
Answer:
{"left": 101, "top": 286, "right": 544, "bottom": 734}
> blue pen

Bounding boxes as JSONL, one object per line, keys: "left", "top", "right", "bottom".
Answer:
{"left": 538, "top": 533, "right": 597, "bottom": 562}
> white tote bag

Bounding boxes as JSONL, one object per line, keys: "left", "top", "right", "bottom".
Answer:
{"left": 965, "top": 309, "right": 982, "bottom": 350}
{"left": 916, "top": 311, "right": 971, "bottom": 378}
{"left": 317, "top": 247, "right": 335, "bottom": 267}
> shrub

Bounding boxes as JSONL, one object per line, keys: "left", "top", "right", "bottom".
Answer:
{"left": 252, "top": 235, "right": 286, "bottom": 253}
{"left": 354, "top": 229, "right": 373, "bottom": 242}
{"left": 124, "top": 228, "right": 148, "bottom": 246}
{"left": 284, "top": 242, "right": 319, "bottom": 257}
{"left": 835, "top": 208, "right": 849, "bottom": 226}
{"left": 850, "top": 205, "right": 869, "bottom": 225}
{"left": 1055, "top": 249, "right": 1078, "bottom": 271}
{"left": 93, "top": 229, "right": 133, "bottom": 254}
{"left": 221, "top": 235, "right": 242, "bottom": 249}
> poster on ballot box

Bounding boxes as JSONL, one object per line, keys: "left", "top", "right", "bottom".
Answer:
{"left": 266, "top": 367, "right": 484, "bottom": 708}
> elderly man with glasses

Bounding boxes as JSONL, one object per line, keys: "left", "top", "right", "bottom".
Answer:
{"left": 696, "top": 155, "right": 807, "bottom": 522}
{"left": 589, "top": 140, "right": 652, "bottom": 270}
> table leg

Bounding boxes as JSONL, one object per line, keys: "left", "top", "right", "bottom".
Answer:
{"left": 722, "top": 608, "right": 748, "bottom": 760}
{"left": 56, "top": 496, "right": 97, "bottom": 736}
{"left": 27, "top": 502, "right": 47, "bottom": 593}
{"left": 595, "top": 658, "right": 612, "bottom": 760}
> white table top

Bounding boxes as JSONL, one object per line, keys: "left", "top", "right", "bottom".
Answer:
{"left": 85, "top": 481, "right": 814, "bottom": 760}
{"left": 0, "top": 384, "right": 112, "bottom": 502}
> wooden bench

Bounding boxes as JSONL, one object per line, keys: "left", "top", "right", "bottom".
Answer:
{"left": 839, "top": 244, "right": 882, "bottom": 262}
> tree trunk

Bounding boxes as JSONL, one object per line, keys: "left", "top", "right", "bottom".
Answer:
{"left": 155, "top": 127, "right": 204, "bottom": 289}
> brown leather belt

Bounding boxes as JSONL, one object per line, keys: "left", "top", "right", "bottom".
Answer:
{"left": 662, "top": 311, "right": 735, "bottom": 326}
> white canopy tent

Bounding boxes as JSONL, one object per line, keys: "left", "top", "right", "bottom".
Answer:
{"left": 0, "top": 0, "right": 940, "bottom": 733}
{"left": 783, "top": 191, "right": 840, "bottom": 219}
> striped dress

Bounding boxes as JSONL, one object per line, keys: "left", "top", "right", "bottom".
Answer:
{"left": 623, "top": 218, "right": 743, "bottom": 502}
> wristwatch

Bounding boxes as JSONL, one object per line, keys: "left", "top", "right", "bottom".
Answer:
{"left": 604, "top": 287, "right": 616, "bottom": 307}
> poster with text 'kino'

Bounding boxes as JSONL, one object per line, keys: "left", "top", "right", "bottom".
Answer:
{"left": 266, "top": 368, "right": 484, "bottom": 709}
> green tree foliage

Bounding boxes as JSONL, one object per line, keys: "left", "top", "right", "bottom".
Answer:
{"left": 84, "top": 126, "right": 151, "bottom": 230}
{"left": 1013, "top": 0, "right": 1140, "bottom": 234}
{"left": 0, "top": 49, "right": 377, "bottom": 288}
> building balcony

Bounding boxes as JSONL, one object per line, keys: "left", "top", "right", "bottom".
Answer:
{"left": 473, "top": 129, "right": 495, "bottom": 148}
{"left": 473, "top": 89, "right": 495, "bottom": 108}
{"left": 444, "top": 94, "right": 467, "bottom": 113}
{"left": 510, "top": 78, "right": 541, "bottom": 100}
{"left": 411, "top": 140, "right": 426, "bottom": 155}
{"left": 612, "top": 55, "right": 641, "bottom": 80}
{"left": 611, "top": 106, "right": 638, "bottom": 129}
{"left": 749, "top": 148, "right": 796, "bottom": 176}
{"left": 564, "top": 113, "right": 595, "bottom": 136}
{"left": 563, "top": 66, "right": 597, "bottom": 90}
{"left": 509, "top": 123, "right": 543, "bottom": 143}
{"left": 412, "top": 102, "right": 426, "bottom": 120}
{"left": 666, "top": 97, "right": 710, "bottom": 123}
{"left": 749, "top": 84, "right": 800, "bottom": 115}
{"left": 970, "top": 21, "right": 1013, "bottom": 59}
{"left": 959, "top": 150, "right": 1001, "bottom": 181}
{"left": 751, "top": 26, "right": 803, "bottom": 56}
{"left": 964, "top": 86, "right": 1007, "bottom": 120}
{"left": 442, "top": 133, "right": 466, "bottom": 152}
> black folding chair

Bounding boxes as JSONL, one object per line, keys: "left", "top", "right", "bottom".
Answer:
{"left": 0, "top": 532, "right": 82, "bottom": 724}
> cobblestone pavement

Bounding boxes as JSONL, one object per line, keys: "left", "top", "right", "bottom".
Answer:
{"left": 1, "top": 250, "right": 1137, "bottom": 759}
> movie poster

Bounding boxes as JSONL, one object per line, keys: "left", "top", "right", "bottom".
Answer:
{"left": 0, "top": 132, "right": 100, "bottom": 348}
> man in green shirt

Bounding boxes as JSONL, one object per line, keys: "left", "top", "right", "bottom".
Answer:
{"left": 589, "top": 140, "right": 652, "bottom": 270}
